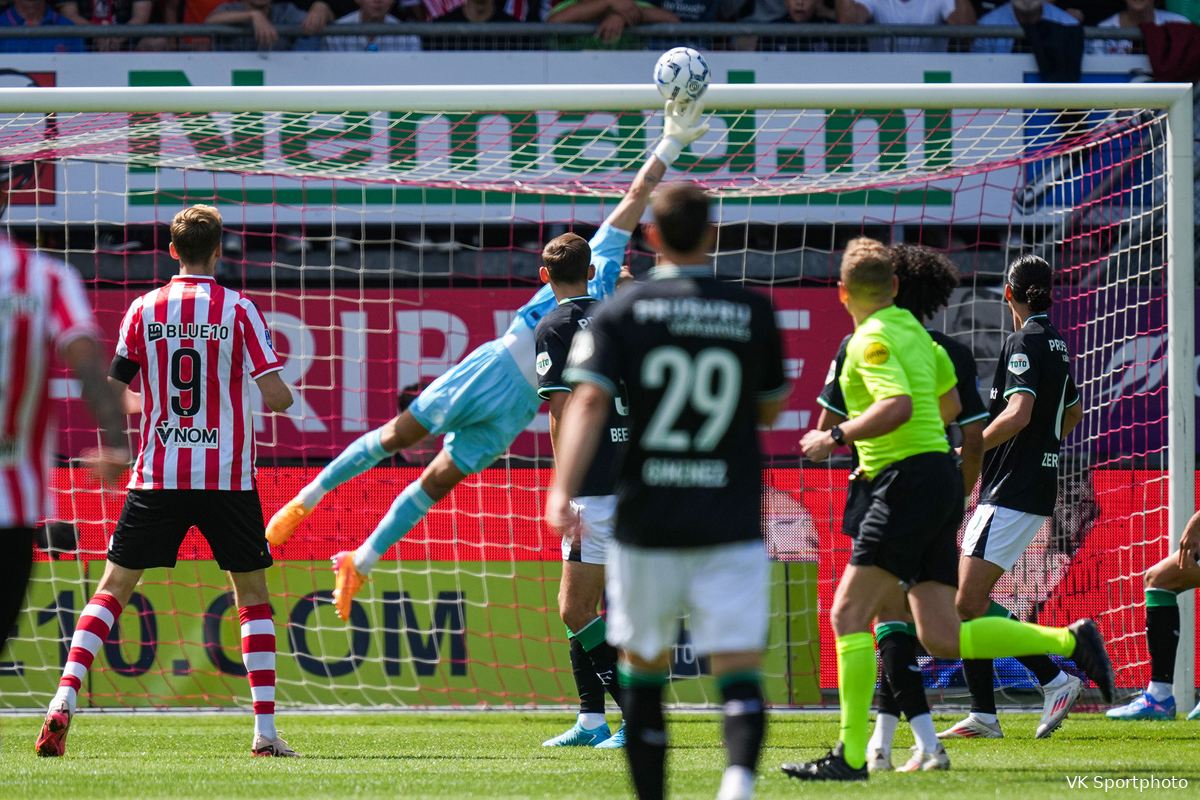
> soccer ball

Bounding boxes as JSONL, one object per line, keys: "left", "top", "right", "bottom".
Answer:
{"left": 654, "top": 47, "right": 710, "bottom": 105}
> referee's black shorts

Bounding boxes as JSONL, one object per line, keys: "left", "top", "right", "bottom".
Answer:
{"left": 1, "top": 527, "right": 35, "bottom": 656}
{"left": 846, "top": 450, "right": 963, "bottom": 589}
{"left": 107, "top": 489, "right": 273, "bottom": 574}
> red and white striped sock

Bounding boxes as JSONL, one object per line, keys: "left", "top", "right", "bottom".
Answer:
{"left": 52, "top": 592, "right": 123, "bottom": 714}
{"left": 239, "top": 603, "right": 276, "bottom": 740}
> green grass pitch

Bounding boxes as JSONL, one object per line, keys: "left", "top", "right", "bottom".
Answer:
{"left": 0, "top": 712, "right": 1195, "bottom": 798}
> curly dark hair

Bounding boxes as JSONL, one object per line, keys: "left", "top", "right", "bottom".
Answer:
{"left": 890, "top": 243, "right": 959, "bottom": 322}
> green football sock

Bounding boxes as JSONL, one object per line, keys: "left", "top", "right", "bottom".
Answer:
{"left": 959, "top": 617, "right": 1075, "bottom": 659}
{"left": 836, "top": 632, "right": 876, "bottom": 770}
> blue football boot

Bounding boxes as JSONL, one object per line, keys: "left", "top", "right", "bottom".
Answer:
{"left": 542, "top": 719, "right": 612, "bottom": 747}
{"left": 1187, "top": 700, "right": 1200, "bottom": 721}
{"left": 594, "top": 722, "right": 626, "bottom": 749}
{"left": 1106, "top": 692, "right": 1176, "bottom": 721}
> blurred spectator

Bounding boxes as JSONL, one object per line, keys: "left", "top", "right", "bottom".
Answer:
{"left": 425, "top": 0, "right": 534, "bottom": 48}
{"left": 836, "top": 0, "right": 975, "bottom": 51}
{"left": 739, "top": 0, "right": 835, "bottom": 50}
{"left": 1089, "top": 0, "right": 1188, "bottom": 53}
{"left": 972, "top": 0, "right": 1077, "bottom": 52}
{"left": 546, "top": 0, "right": 678, "bottom": 46}
{"left": 207, "top": 0, "right": 319, "bottom": 49}
{"left": 160, "top": 0, "right": 224, "bottom": 28}
{"left": 0, "top": 0, "right": 85, "bottom": 51}
{"left": 133, "top": 0, "right": 175, "bottom": 49}
{"left": 159, "top": 0, "right": 225, "bottom": 49}
{"left": 53, "top": 0, "right": 151, "bottom": 50}
{"left": 434, "top": 0, "right": 516, "bottom": 21}
{"left": 322, "top": 0, "right": 421, "bottom": 48}
{"left": 293, "top": 0, "right": 429, "bottom": 38}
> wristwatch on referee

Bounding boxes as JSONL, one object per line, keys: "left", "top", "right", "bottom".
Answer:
{"left": 830, "top": 425, "right": 846, "bottom": 447}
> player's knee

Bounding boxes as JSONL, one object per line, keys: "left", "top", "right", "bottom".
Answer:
{"left": 921, "top": 633, "right": 959, "bottom": 660}
{"left": 380, "top": 411, "right": 428, "bottom": 453}
{"left": 955, "top": 594, "right": 989, "bottom": 621}
{"left": 560, "top": 604, "right": 597, "bottom": 633}
{"left": 830, "top": 602, "right": 868, "bottom": 638}
{"left": 1144, "top": 565, "right": 1165, "bottom": 590}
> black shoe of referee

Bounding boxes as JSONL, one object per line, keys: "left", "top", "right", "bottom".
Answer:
{"left": 1068, "top": 618, "right": 1116, "bottom": 704}
{"left": 781, "top": 742, "right": 869, "bottom": 781}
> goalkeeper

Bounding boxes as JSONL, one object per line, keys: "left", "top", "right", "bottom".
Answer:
{"left": 266, "top": 99, "right": 710, "bottom": 621}
{"left": 785, "top": 239, "right": 1115, "bottom": 782}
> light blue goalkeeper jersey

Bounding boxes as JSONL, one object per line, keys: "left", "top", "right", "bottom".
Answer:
{"left": 406, "top": 222, "right": 631, "bottom": 474}
{"left": 499, "top": 222, "right": 631, "bottom": 387}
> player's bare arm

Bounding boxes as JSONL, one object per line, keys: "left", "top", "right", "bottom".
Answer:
{"left": 958, "top": 419, "right": 984, "bottom": 495}
{"left": 980, "top": 390, "right": 1034, "bottom": 450}
{"left": 759, "top": 397, "right": 785, "bottom": 428}
{"left": 109, "top": 377, "right": 143, "bottom": 416}
{"left": 546, "top": 383, "right": 610, "bottom": 536}
{"left": 547, "top": 391, "right": 569, "bottom": 457}
{"left": 801, "top": 394, "right": 911, "bottom": 463}
{"left": 938, "top": 386, "right": 962, "bottom": 426}
{"left": 256, "top": 372, "right": 294, "bottom": 413}
{"left": 605, "top": 157, "right": 667, "bottom": 235}
{"left": 1062, "top": 399, "right": 1083, "bottom": 438}
{"left": 61, "top": 335, "right": 130, "bottom": 484}
{"left": 1178, "top": 510, "right": 1200, "bottom": 569}
{"left": 817, "top": 408, "right": 845, "bottom": 431}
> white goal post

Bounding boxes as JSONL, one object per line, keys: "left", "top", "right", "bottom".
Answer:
{"left": 0, "top": 81, "right": 1191, "bottom": 710}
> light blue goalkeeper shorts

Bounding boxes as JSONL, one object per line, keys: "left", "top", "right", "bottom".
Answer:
{"left": 408, "top": 340, "right": 541, "bottom": 475}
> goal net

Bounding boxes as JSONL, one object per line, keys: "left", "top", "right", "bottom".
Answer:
{"left": 0, "top": 82, "right": 1192, "bottom": 710}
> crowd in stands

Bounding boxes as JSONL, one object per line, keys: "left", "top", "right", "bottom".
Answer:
{"left": 0, "top": 0, "right": 1192, "bottom": 52}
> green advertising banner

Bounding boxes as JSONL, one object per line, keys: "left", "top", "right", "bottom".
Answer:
{"left": 1, "top": 561, "right": 818, "bottom": 709}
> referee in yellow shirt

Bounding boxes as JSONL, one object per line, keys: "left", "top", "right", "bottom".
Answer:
{"left": 783, "top": 238, "right": 1115, "bottom": 782}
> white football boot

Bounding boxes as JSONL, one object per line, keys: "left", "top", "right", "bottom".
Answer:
{"left": 867, "top": 747, "right": 893, "bottom": 772}
{"left": 252, "top": 733, "right": 301, "bottom": 757}
{"left": 1036, "top": 675, "right": 1083, "bottom": 738}
{"left": 937, "top": 715, "right": 1003, "bottom": 739}
{"left": 897, "top": 743, "right": 951, "bottom": 772}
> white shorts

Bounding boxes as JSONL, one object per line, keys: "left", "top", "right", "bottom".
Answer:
{"left": 564, "top": 495, "right": 617, "bottom": 565}
{"left": 961, "top": 503, "right": 1048, "bottom": 572}
{"left": 606, "top": 540, "right": 770, "bottom": 661}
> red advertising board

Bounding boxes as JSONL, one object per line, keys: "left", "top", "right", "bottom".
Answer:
{"left": 43, "top": 465, "right": 1195, "bottom": 691}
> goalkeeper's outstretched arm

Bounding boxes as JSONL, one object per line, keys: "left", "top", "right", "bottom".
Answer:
{"left": 603, "top": 99, "right": 711, "bottom": 234}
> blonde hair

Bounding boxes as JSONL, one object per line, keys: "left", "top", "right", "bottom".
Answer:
{"left": 840, "top": 237, "right": 894, "bottom": 302}
{"left": 170, "top": 205, "right": 223, "bottom": 267}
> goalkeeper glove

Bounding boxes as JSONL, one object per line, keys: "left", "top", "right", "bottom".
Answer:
{"left": 653, "top": 99, "right": 711, "bottom": 168}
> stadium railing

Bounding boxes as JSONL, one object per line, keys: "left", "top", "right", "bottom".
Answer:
{"left": 0, "top": 22, "right": 1148, "bottom": 52}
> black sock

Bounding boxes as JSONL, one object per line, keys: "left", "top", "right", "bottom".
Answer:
{"left": 877, "top": 630, "right": 930, "bottom": 722}
{"left": 622, "top": 678, "right": 667, "bottom": 800}
{"left": 963, "top": 659, "right": 997, "bottom": 715}
{"left": 570, "top": 637, "right": 606, "bottom": 716}
{"left": 1016, "top": 654, "right": 1063, "bottom": 686}
{"left": 1147, "top": 603, "right": 1181, "bottom": 685}
{"left": 877, "top": 670, "right": 902, "bottom": 718}
{"left": 719, "top": 673, "right": 765, "bottom": 771}
{"left": 587, "top": 640, "right": 624, "bottom": 712}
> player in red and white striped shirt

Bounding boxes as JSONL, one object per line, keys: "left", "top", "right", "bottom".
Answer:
{"left": 36, "top": 205, "right": 296, "bottom": 759}
{"left": 0, "top": 162, "right": 128, "bottom": 669}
